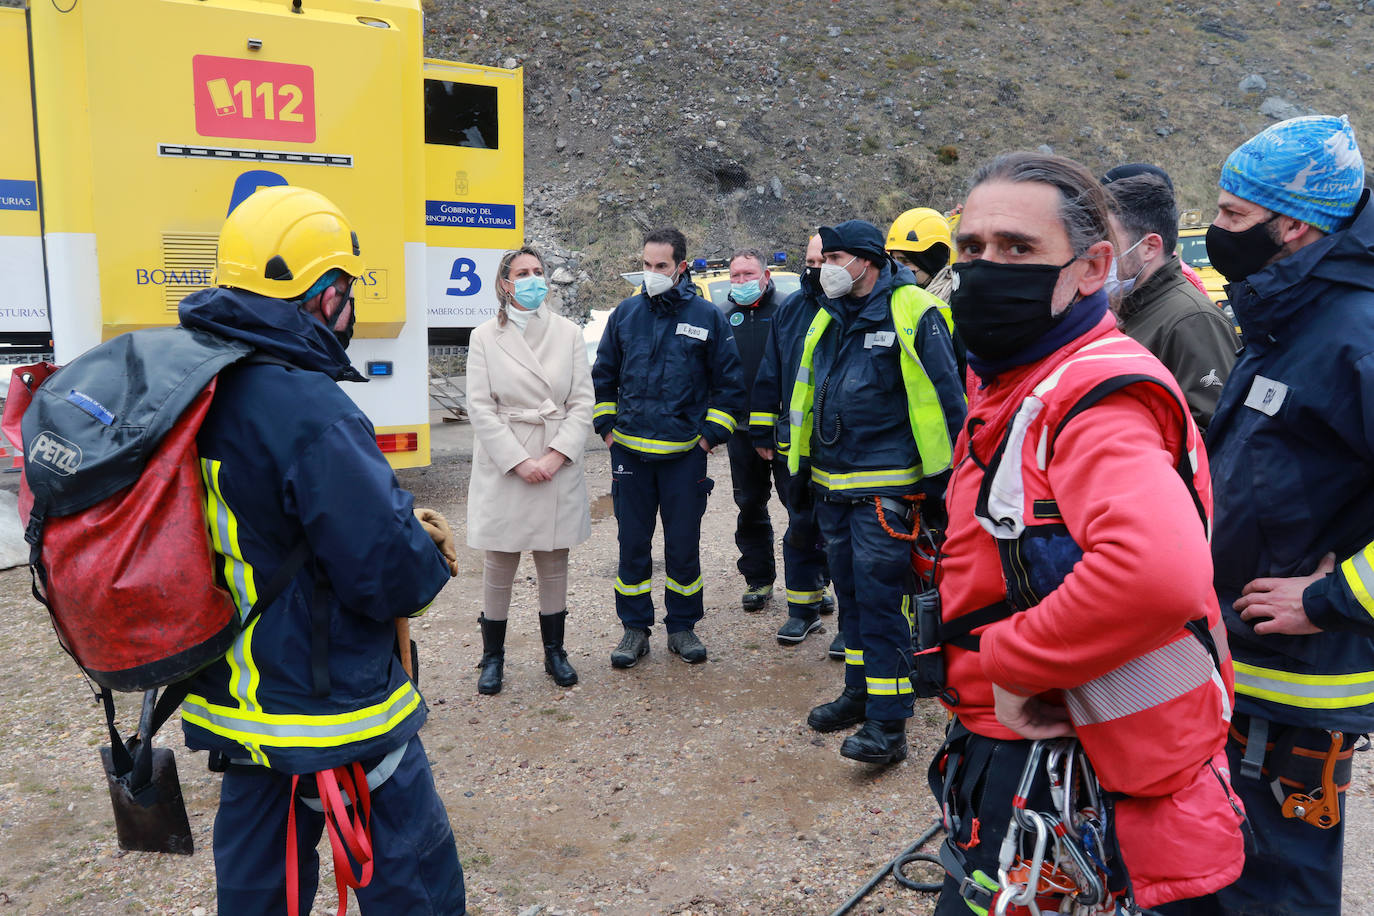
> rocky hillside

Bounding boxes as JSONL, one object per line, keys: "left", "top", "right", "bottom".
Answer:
{"left": 423, "top": 0, "right": 1374, "bottom": 320}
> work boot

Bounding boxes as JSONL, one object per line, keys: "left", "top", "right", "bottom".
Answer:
{"left": 741, "top": 583, "right": 773, "bottom": 612}
{"left": 807, "top": 686, "right": 867, "bottom": 733}
{"left": 819, "top": 592, "right": 836, "bottom": 616}
{"left": 840, "top": 719, "right": 909, "bottom": 765}
{"left": 610, "top": 626, "right": 650, "bottom": 669}
{"left": 539, "top": 610, "right": 578, "bottom": 688}
{"left": 828, "top": 629, "right": 846, "bottom": 660}
{"left": 776, "top": 613, "right": 822, "bottom": 645}
{"left": 476, "top": 615, "right": 506, "bottom": 695}
{"left": 667, "top": 628, "right": 708, "bottom": 663}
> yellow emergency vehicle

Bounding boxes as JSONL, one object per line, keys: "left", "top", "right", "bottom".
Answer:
{"left": 1, "top": 0, "right": 523, "bottom": 467}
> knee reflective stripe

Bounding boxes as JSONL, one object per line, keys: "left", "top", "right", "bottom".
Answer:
{"left": 1340, "top": 543, "right": 1374, "bottom": 620}
{"left": 593, "top": 401, "right": 617, "bottom": 419}
{"left": 1233, "top": 661, "right": 1374, "bottom": 710}
{"left": 845, "top": 647, "right": 864, "bottom": 666}
{"left": 666, "top": 575, "right": 704, "bottom": 597}
{"left": 201, "top": 458, "right": 259, "bottom": 616}
{"left": 611, "top": 430, "right": 701, "bottom": 455}
{"left": 867, "top": 675, "right": 914, "bottom": 696}
{"left": 705, "top": 408, "right": 737, "bottom": 435}
{"left": 812, "top": 466, "right": 922, "bottom": 491}
{"left": 615, "top": 576, "right": 653, "bottom": 596}
{"left": 787, "top": 587, "right": 825, "bottom": 605}
{"left": 750, "top": 411, "right": 778, "bottom": 428}
{"left": 181, "top": 682, "right": 422, "bottom": 749}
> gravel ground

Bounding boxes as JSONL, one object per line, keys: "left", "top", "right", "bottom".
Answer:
{"left": 2, "top": 440, "right": 1373, "bottom": 915}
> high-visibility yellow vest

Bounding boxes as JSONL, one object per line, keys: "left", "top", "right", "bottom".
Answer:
{"left": 787, "top": 284, "right": 954, "bottom": 480}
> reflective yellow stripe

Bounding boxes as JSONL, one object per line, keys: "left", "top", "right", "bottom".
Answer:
{"left": 812, "top": 466, "right": 922, "bottom": 490}
{"left": 750, "top": 411, "right": 779, "bottom": 427}
{"left": 705, "top": 408, "right": 737, "bottom": 433}
{"left": 900, "top": 593, "right": 913, "bottom": 630}
{"left": 1341, "top": 543, "right": 1374, "bottom": 618}
{"left": 201, "top": 458, "right": 258, "bottom": 614}
{"left": 666, "top": 575, "right": 704, "bottom": 597}
{"left": 1233, "top": 660, "right": 1374, "bottom": 710}
{"left": 614, "top": 576, "right": 652, "bottom": 596}
{"left": 786, "top": 588, "right": 825, "bottom": 605}
{"left": 593, "top": 401, "right": 618, "bottom": 419}
{"left": 201, "top": 457, "right": 268, "bottom": 764}
{"left": 867, "top": 675, "right": 914, "bottom": 696}
{"left": 181, "top": 682, "right": 422, "bottom": 749}
{"left": 611, "top": 430, "right": 701, "bottom": 455}
{"left": 845, "top": 647, "right": 864, "bottom": 666}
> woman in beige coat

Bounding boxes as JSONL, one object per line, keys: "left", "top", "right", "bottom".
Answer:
{"left": 466, "top": 246, "right": 593, "bottom": 694}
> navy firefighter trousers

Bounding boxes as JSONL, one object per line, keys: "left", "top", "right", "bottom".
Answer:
{"left": 816, "top": 496, "right": 914, "bottom": 721}
{"left": 726, "top": 430, "right": 829, "bottom": 618}
{"left": 212, "top": 737, "right": 465, "bottom": 915}
{"left": 611, "top": 442, "right": 714, "bottom": 633}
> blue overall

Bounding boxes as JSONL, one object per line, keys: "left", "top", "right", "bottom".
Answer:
{"left": 610, "top": 443, "right": 713, "bottom": 632}
{"left": 750, "top": 282, "right": 833, "bottom": 620}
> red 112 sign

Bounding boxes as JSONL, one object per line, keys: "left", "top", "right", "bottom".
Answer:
{"left": 192, "top": 55, "right": 316, "bottom": 144}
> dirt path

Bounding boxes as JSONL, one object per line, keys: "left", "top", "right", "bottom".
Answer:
{"left": 2, "top": 442, "right": 1373, "bottom": 914}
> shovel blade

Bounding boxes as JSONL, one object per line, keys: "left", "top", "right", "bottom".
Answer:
{"left": 99, "top": 746, "right": 195, "bottom": 855}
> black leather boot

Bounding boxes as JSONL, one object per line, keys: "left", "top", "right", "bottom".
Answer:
{"left": 476, "top": 615, "right": 506, "bottom": 695}
{"left": 806, "top": 686, "right": 867, "bottom": 733}
{"left": 840, "top": 718, "right": 908, "bottom": 765}
{"left": 540, "top": 610, "right": 578, "bottom": 687}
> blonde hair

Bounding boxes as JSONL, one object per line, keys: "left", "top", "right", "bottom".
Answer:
{"left": 495, "top": 246, "right": 548, "bottom": 326}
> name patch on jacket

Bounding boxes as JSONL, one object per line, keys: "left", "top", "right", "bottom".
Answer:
{"left": 864, "top": 331, "right": 896, "bottom": 349}
{"left": 1243, "top": 375, "right": 1288, "bottom": 416}
{"left": 676, "top": 323, "right": 708, "bottom": 341}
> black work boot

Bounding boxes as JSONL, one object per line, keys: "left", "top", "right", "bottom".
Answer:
{"left": 476, "top": 615, "right": 506, "bottom": 695}
{"left": 540, "top": 610, "right": 579, "bottom": 688}
{"left": 840, "top": 719, "right": 909, "bottom": 765}
{"left": 807, "top": 686, "right": 867, "bottom": 733}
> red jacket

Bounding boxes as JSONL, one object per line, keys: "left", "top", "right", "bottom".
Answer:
{"left": 939, "top": 314, "right": 1244, "bottom": 906}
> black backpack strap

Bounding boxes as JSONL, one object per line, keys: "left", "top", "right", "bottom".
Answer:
{"left": 937, "top": 600, "right": 1015, "bottom": 652}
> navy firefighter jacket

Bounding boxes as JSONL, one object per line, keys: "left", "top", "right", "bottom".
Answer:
{"left": 723, "top": 279, "right": 783, "bottom": 425}
{"left": 750, "top": 279, "right": 821, "bottom": 459}
{"left": 176, "top": 287, "right": 451, "bottom": 774}
{"left": 1207, "top": 189, "right": 1374, "bottom": 732}
{"left": 593, "top": 271, "right": 746, "bottom": 459}
{"left": 807, "top": 261, "right": 965, "bottom": 501}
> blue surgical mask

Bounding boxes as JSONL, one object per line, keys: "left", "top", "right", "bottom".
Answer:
{"left": 730, "top": 280, "right": 763, "bottom": 306}
{"left": 512, "top": 275, "right": 548, "bottom": 311}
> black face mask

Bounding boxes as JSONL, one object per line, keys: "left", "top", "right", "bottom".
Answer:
{"left": 1205, "top": 216, "right": 1282, "bottom": 285}
{"left": 948, "top": 258, "right": 1075, "bottom": 363}
{"left": 333, "top": 305, "right": 356, "bottom": 350}
{"left": 801, "top": 265, "right": 822, "bottom": 297}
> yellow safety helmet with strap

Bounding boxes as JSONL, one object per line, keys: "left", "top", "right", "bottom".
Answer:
{"left": 886, "top": 207, "right": 954, "bottom": 266}
{"left": 216, "top": 185, "right": 363, "bottom": 300}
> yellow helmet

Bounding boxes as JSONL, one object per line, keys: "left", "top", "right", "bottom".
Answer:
{"left": 886, "top": 207, "right": 954, "bottom": 266}
{"left": 216, "top": 185, "right": 363, "bottom": 299}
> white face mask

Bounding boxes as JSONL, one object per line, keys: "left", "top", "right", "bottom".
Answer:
{"left": 643, "top": 268, "right": 677, "bottom": 298}
{"left": 819, "top": 256, "right": 862, "bottom": 299}
{"left": 1104, "top": 236, "right": 1147, "bottom": 299}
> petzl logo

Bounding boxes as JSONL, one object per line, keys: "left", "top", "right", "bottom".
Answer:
{"left": 29, "top": 431, "right": 81, "bottom": 476}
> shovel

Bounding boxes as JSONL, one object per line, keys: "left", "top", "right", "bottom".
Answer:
{"left": 98, "top": 688, "right": 194, "bottom": 855}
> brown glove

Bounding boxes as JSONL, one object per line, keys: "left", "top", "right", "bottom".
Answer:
{"left": 414, "top": 507, "right": 459, "bottom": 577}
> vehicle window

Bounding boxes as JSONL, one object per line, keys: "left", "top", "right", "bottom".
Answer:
{"left": 773, "top": 275, "right": 800, "bottom": 298}
{"left": 424, "top": 80, "right": 499, "bottom": 150}
{"left": 1177, "top": 235, "right": 1211, "bottom": 269}
{"left": 705, "top": 279, "right": 731, "bottom": 305}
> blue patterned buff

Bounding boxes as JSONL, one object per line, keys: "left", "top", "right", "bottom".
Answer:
{"left": 1220, "top": 114, "right": 1365, "bottom": 233}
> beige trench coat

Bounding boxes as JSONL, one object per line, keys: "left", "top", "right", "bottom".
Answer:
{"left": 465, "top": 310, "right": 594, "bottom": 552}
